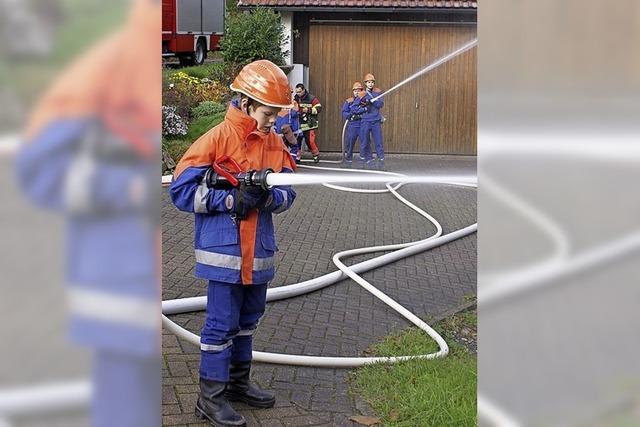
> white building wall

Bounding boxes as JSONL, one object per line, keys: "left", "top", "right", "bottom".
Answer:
{"left": 280, "top": 11, "right": 293, "bottom": 65}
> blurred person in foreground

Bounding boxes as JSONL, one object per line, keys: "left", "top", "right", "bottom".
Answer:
{"left": 14, "top": 1, "right": 161, "bottom": 426}
{"left": 169, "top": 60, "right": 297, "bottom": 427}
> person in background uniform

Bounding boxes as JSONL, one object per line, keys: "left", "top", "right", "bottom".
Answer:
{"left": 169, "top": 60, "right": 297, "bottom": 427}
{"left": 293, "top": 83, "right": 322, "bottom": 163}
{"left": 274, "top": 99, "right": 302, "bottom": 161}
{"left": 341, "top": 82, "right": 367, "bottom": 168}
{"left": 359, "top": 73, "right": 386, "bottom": 170}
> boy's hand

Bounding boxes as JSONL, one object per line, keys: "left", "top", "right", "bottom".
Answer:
{"left": 226, "top": 185, "right": 269, "bottom": 219}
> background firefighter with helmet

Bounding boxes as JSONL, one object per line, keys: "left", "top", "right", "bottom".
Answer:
{"left": 169, "top": 60, "right": 297, "bottom": 427}
{"left": 359, "top": 73, "right": 386, "bottom": 170}
{"left": 293, "top": 83, "right": 322, "bottom": 163}
{"left": 341, "top": 81, "right": 367, "bottom": 167}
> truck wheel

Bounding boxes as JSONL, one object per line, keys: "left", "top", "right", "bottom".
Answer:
{"left": 194, "top": 38, "right": 206, "bottom": 65}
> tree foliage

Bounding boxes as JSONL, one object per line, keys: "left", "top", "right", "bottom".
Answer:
{"left": 220, "top": 7, "right": 288, "bottom": 66}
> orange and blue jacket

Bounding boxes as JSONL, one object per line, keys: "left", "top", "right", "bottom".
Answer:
{"left": 15, "top": 0, "right": 160, "bottom": 355}
{"left": 169, "top": 104, "right": 296, "bottom": 285}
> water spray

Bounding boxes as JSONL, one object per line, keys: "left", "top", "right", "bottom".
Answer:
{"left": 370, "top": 38, "right": 477, "bottom": 103}
{"left": 266, "top": 171, "right": 475, "bottom": 187}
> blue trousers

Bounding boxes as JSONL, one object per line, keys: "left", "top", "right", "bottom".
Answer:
{"left": 359, "top": 121, "right": 384, "bottom": 162}
{"left": 344, "top": 124, "right": 361, "bottom": 161}
{"left": 200, "top": 281, "right": 268, "bottom": 381}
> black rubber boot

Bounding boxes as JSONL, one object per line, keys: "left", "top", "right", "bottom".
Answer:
{"left": 225, "top": 361, "right": 276, "bottom": 408}
{"left": 195, "top": 378, "right": 246, "bottom": 427}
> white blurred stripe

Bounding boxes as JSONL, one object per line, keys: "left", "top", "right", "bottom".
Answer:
{"left": 0, "top": 134, "right": 19, "bottom": 156}
{"left": 68, "top": 288, "right": 159, "bottom": 329}
{"left": 480, "top": 172, "right": 570, "bottom": 284}
{"left": 479, "top": 230, "right": 640, "bottom": 305}
{"left": 481, "top": 132, "right": 640, "bottom": 160}
{"left": 0, "top": 381, "right": 90, "bottom": 416}
{"left": 478, "top": 395, "right": 522, "bottom": 427}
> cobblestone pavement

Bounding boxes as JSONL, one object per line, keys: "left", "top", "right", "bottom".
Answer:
{"left": 162, "top": 154, "right": 477, "bottom": 426}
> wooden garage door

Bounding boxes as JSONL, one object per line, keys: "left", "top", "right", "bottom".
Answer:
{"left": 308, "top": 24, "right": 477, "bottom": 155}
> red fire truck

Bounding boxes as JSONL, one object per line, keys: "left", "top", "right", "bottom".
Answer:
{"left": 162, "top": 0, "right": 225, "bottom": 66}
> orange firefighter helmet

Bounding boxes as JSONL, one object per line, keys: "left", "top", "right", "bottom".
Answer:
{"left": 230, "top": 60, "right": 294, "bottom": 108}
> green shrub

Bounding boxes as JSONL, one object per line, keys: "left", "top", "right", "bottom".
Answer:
{"left": 220, "top": 7, "right": 288, "bottom": 66}
{"left": 192, "top": 101, "right": 227, "bottom": 118}
{"left": 163, "top": 71, "right": 230, "bottom": 119}
{"left": 209, "top": 62, "right": 243, "bottom": 89}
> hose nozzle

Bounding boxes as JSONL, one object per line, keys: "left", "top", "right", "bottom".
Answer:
{"left": 247, "top": 168, "right": 273, "bottom": 190}
{"left": 205, "top": 165, "right": 273, "bottom": 190}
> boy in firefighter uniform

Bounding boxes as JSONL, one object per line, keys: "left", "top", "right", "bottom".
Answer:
{"left": 170, "top": 60, "right": 297, "bottom": 427}
{"left": 341, "top": 82, "right": 367, "bottom": 167}
{"left": 359, "top": 73, "right": 386, "bottom": 170}
{"left": 293, "top": 83, "right": 322, "bottom": 163}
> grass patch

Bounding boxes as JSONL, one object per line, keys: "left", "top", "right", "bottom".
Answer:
{"left": 178, "top": 62, "right": 223, "bottom": 79}
{"left": 163, "top": 112, "right": 226, "bottom": 165}
{"left": 163, "top": 61, "right": 227, "bottom": 81}
{"left": 351, "top": 310, "right": 477, "bottom": 426}
{"left": 185, "top": 113, "right": 226, "bottom": 142}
